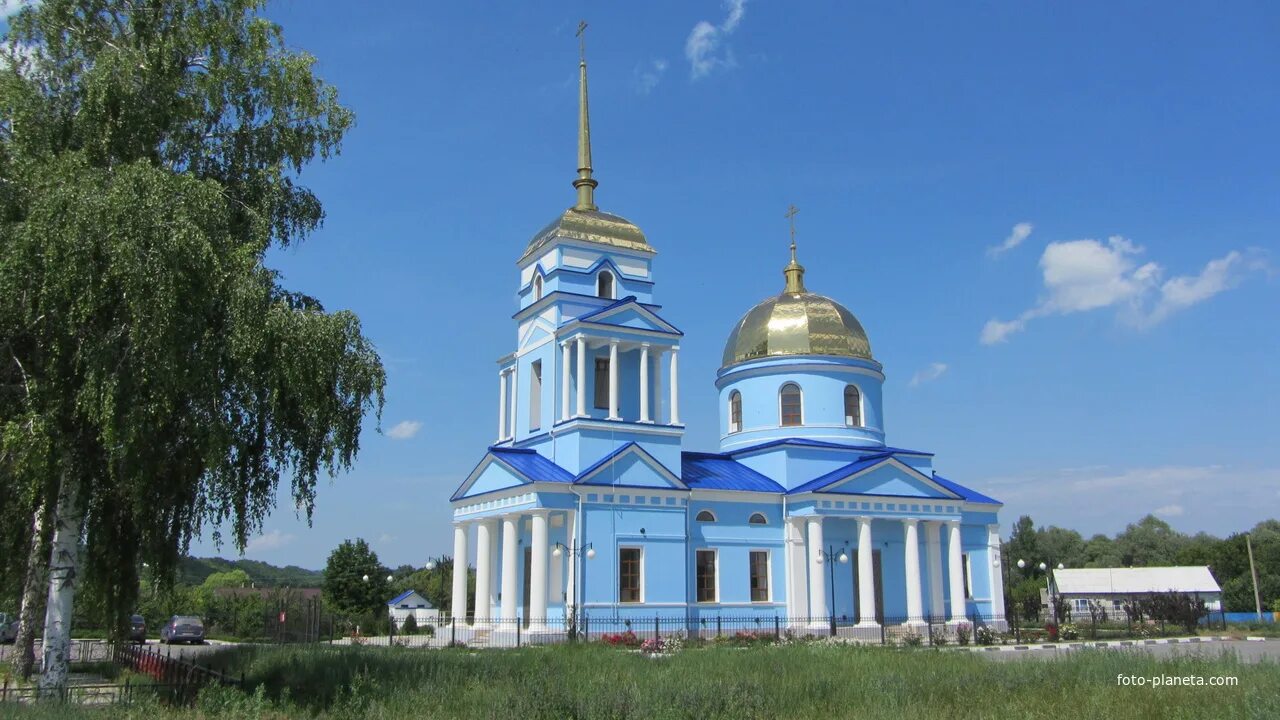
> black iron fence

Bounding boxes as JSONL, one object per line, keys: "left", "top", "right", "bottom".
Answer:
{"left": 329, "top": 608, "right": 1227, "bottom": 649}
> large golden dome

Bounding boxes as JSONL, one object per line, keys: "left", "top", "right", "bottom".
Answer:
{"left": 722, "top": 245, "right": 874, "bottom": 367}
{"left": 519, "top": 208, "right": 653, "bottom": 264}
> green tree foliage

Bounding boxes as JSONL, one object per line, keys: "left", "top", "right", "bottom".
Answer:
{"left": 401, "top": 613, "right": 417, "bottom": 635}
{"left": 0, "top": 0, "right": 384, "bottom": 686}
{"left": 1115, "top": 515, "right": 1187, "bottom": 567}
{"left": 322, "top": 538, "right": 389, "bottom": 617}
{"left": 1081, "top": 534, "right": 1123, "bottom": 568}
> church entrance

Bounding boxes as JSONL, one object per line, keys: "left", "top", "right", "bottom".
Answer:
{"left": 852, "top": 549, "right": 886, "bottom": 623}
{"left": 522, "top": 547, "right": 532, "bottom": 627}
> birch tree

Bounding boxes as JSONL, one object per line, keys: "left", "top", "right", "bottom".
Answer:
{"left": 0, "top": 0, "right": 385, "bottom": 692}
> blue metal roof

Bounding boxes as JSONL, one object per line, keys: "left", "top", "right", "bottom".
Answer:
{"left": 387, "top": 589, "right": 422, "bottom": 606}
{"left": 727, "top": 438, "right": 934, "bottom": 457}
{"left": 490, "top": 447, "right": 575, "bottom": 484}
{"left": 930, "top": 473, "right": 1002, "bottom": 505}
{"left": 786, "top": 454, "right": 892, "bottom": 495}
{"left": 680, "top": 452, "right": 786, "bottom": 492}
{"left": 574, "top": 442, "right": 684, "bottom": 487}
{"left": 576, "top": 296, "right": 684, "bottom": 335}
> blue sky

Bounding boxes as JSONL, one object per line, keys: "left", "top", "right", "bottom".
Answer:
{"left": 12, "top": 1, "right": 1279, "bottom": 568}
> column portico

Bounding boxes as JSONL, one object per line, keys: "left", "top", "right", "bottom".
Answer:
{"left": 668, "top": 347, "right": 680, "bottom": 424}
{"left": 807, "top": 517, "right": 826, "bottom": 626}
{"left": 575, "top": 336, "right": 587, "bottom": 417}
{"left": 903, "top": 519, "right": 924, "bottom": 625}
{"left": 473, "top": 519, "right": 496, "bottom": 625}
{"left": 607, "top": 341, "right": 620, "bottom": 420}
{"left": 560, "top": 341, "right": 571, "bottom": 422}
{"left": 947, "top": 520, "right": 967, "bottom": 624}
{"left": 638, "top": 344, "right": 651, "bottom": 423}
{"left": 529, "top": 512, "right": 549, "bottom": 630}
{"left": 500, "top": 515, "right": 519, "bottom": 623}
{"left": 451, "top": 523, "right": 469, "bottom": 622}
{"left": 652, "top": 349, "right": 665, "bottom": 423}
{"left": 926, "top": 521, "right": 945, "bottom": 620}
{"left": 497, "top": 371, "right": 508, "bottom": 440}
{"left": 855, "top": 517, "right": 877, "bottom": 627}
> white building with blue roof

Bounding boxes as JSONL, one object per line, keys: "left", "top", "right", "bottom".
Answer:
{"left": 447, "top": 46, "right": 1005, "bottom": 636}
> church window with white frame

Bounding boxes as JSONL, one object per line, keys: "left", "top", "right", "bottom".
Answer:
{"left": 779, "top": 383, "right": 803, "bottom": 427}
{"left": 696, "top": 549, "right": 718, "bottom": 603}
{"left": 844, "top": 384, "right": 861, "bottom": 427}
{"left": 619, "top": 547, "right": 642, "bottom": 603}
{"left": 532, "top": 274, "right": 543, "bottom": 301}
{"left": 749, "top": 550, "right": 770, "bottom": 602}
{"left": 695, "top": 509, "right": 716, "bottom": 523}
{"left": 597, "top": 269, "right": 614, "bottom": 299}
{"left": 728, "top": 391, "right": 742, "bottom": 433}
{"left": 748, "top": 512, "right": 767, "bottom": 525}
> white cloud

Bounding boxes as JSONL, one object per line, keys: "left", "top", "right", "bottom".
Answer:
{"left": 378, "top": 532, "right": 395, "bottom": 545}
{"left": 0, "top": 0, "right": 35, "bottom": 19}
{"left": 980, "top": 464, "right": 1280, "bottom": 537}
{"left": 386, "top": 420, "right": 422, "bottom": 440}
{"left": 987, "top": 222, "right": 1033, "bottom": 258}
{"left": 981, "top": 236, "right": 1263, "bottom": 344}
{"left": 909, "top": 362, "right": 949, "bottom": 387}
{"left": 246, "top": 530, "right": 295, "bottom": 553}
{"left": 685, "top": 0, "right": 748, "bottom": 80}
{"left": 635, "top": 59, "right": 668, "bottom": 95}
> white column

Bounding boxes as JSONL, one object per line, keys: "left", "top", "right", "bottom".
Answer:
{"left": 508, "top": 365, "right": 518, "bottom": 439}
{"left": 607, "top": 340, "right": 620, "bottom": 420}
{"left": 451, "top": 524, "right": 469, "bottom": 622}
{"left": 856, "top": 517, "right": 877, "bottom": 627}
{"left": 529, "top": 512, "right": 549, "bottom": 630}
{"left": 575, "top": 336, "right": 587, "bottom": 417}
{"left": 652, "top": 349, "right": 665, "bottom": 424}
{"left": 500, "top": 515, "right": 519, "bottom": 623}
{"left": 497, "top": 371, "right": 508, "bottom": 440}
{"left": 807, "top": 517, "right": 826, "bottom": 626}
{"left": 564, "top": 510, "right": 578, "bottom": 617}
{"left": 473, "top": 520, "right": 495, "bottom": 625}
{"left": 638, "top": 344, "right": 651, "bottom": 423}
{"left": 926, "top": 521, "right": 945, "bottom": 621}
{"left": 947, "top": 520, "right": 966, "bottom": 624}
{"left": 903, "top": 519, "right": 924, "bottom": 624}
{"left": 786, "top": 518, "right": 809, "bottom": 626}
{"left": 560, "top": 341, "right": 571, "bottom": 422}
{"left": 988, "top": 524, "right": 1006, "bottom": 625}
{"left": 668, "top": 347, "right": 681, "bottom": 425}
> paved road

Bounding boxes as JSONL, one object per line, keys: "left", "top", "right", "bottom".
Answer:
{"left": 979, "top": 640, "right": 1280, "bottom": 664}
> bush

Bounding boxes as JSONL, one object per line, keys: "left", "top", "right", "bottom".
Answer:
{"left": 1059, "top": 623, "right": 1079, "bottom": 641}
{"left": 929, "top": 627, "right": 948, "bottom": 646}
{"left": 976, "top": 626, "right": 996, "bottom": 646}
{"left": 401, "top": 615, "right": 418, "bottom": 635}
{"left": 955, "top": 622, "right": 971, "bottom": 646}
{"left": 901, "top": 631, "right": 923, "bottom": 647}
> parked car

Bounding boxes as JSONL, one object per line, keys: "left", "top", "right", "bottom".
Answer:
{"left": 128, "top": 614, "right": 147, "bottom": 644}
{"left": 159, "top": 615, "right": 205, "bottom": 645}
{"left": 0, "top": 613, "right": 17, "bottom": 644}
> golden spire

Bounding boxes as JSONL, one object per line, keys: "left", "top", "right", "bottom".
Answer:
{"left": 572, "top": 20, "right": 598, "bottom": 212}
{"left": 783, "top": 204, "right": 806, "bottom": 294}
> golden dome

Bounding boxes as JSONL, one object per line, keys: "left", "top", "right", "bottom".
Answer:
{"left": 519, "top": 208, "right": 654, "bottom": 264}
{"left": 721, "top": 245, "right": 874, "bottom": 367}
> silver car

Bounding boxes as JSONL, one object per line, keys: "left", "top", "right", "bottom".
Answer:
{"left": 160, "top": 615, "right": 205, "bottom": 644}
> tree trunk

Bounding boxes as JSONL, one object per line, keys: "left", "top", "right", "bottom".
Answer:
{"left": 37, "top": 472, "right": 84, "bottom": 696}
{"left": 11, "top": 499, "right": 52, "bottom": 681}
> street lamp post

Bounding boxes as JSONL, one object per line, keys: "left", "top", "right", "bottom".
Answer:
{"left": 1017, "top": 559, "right": 1066, "bottom": 627}
{"left": 815, "top": 544, "right": 850, "bottom": 635}
{"left": 553, "top": 541, "right": 595, "bottom": 640}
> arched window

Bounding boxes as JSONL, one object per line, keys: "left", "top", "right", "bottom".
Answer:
{"left": 597, "top": 270, "right": 614, "bottom": 299}
{"left": 748, "top": 512, "right": 768, "bottom": 525}
{"left": 532, "top": 274, "right": 543, "bottom": 301}
{"left": 728, "top": 391, "right": 742, "bottom": 433}
{"left": 779, "top": 383, "right": 802, "bottom": 427}
{"left": 695, "top": 510, "right": 717, "bottom": 523}
{"left": 844, "top": 384, "right": 862, "bottom": 427}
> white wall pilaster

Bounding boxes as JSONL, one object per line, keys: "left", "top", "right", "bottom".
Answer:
{"left": 575, "top": 336, "right": 587, "bottom": 417}
{"left": 669, "top": 347, "right": 680, "bottom": 425}
{"left": 807, "top": 517, "right": 826, "bottom": 626}
{"left": 607, "top": 340, "right": 620, "bottom": 420}
{"left": 451, "top": 523, "right": 469, "bottom": 622}
{"left": 560, "top": 341, "right": 571, "bottom": 422}
{"left": 638, "top": 344, "right": 651, "bottom": 423}
{"left": 947, "top": 521, "right": 967, "bottom": 623}
{"left": 497, "top": 370, "right": 508, "bottom": 440}
{"left": 988, "top": 524, "right": 1006, "bottom": 621}
{"left": 926, "top": 521, "right": 945, "bottom": 620}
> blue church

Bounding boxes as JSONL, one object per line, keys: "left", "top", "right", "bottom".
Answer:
{"left": 447, "top": 48, "right": 1005, "bottom": 636}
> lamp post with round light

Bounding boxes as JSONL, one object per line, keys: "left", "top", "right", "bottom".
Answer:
{"left": 1016, "top": 559, "right": 1066, "bottom": 627}
{"left": 553, "top": 542, "right": 595, "bottom": 640}
{"left": 815, "top": 544, "right": 850, "bottom": 635}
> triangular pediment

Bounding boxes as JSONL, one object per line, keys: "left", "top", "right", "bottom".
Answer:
{"left": 816, "top": 458, "right": 961, "bottom": 499}
{"left": 575, "top": 442, "right": 686, "bottom": 489}
{"left": 579, "top": 299, "right": 681, "bottom": 336}
{"left": 450, "top": 449, "right": 574, "bottom": 501}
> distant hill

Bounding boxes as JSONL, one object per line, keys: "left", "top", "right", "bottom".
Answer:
{"left": 177, "top": 556, "right": 323, "bottom": 588}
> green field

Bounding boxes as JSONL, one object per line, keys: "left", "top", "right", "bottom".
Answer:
{"left": 2, "top": 643, "right": 1276, "bottom": 719}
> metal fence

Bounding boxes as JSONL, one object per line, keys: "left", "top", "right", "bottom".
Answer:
{"left": 332, "top": 608, "right": 1231, "bottom": 649}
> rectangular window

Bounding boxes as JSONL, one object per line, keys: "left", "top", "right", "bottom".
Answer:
{"left": 529, "top": 361, "right": 542, "bottom": 431}
{"left": 594, "top": 358, "right": 610, "bottom": 410}
{"left": 619, "top": 548, "right": 642, "bottom": 603}
{"left": 962, "top": 553, "right": 972, "bottom": 599}
{"left": 696, "top": 550, "right": 718, "bottom": 603}
{"left": 749, "top": 550, "right": 770, "bottom": 602}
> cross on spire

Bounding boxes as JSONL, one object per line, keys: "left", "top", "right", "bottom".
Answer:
{"left": 782, "top": 204, "right": 806, "bottom": 294}
{"left": 785, "top": 204, "right": 799, "bottom": 257}
{"left": 576, "top": 21, "right": 588, "bottom": 63}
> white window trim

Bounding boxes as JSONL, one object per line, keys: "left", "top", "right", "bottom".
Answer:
{"left": 597, "top": 269, "right": 615, "bottom": 299}
{"left": 619, "top": 545, "right": 645, "bottom": 604}
{"left": 529, "top": 360, "right": 542, "bottom": 431}
{"left": 748, "top": 512, "right": 768, "bottom": 525}
{"left": 748, "top": 548, "right": 772, "bottom": 603}
{"left": 695, "top": 547, "right": 719, "bottom": 604}
{"left": 532, "top": 274, "right": 543, "bottom": 301}
{"left": 844, "top": 384, "right": 863, "bottom": 428}
{"left": 728, "top": 391, "right": 742, "bottom": 434}
{"left": 778, "top": 382, "right": 804, "bottom": 427}
{"left": 694, "top": 509, "right": 718, "bottom": 523}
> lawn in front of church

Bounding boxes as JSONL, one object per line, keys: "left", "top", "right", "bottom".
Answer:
{"left": 4, "top": 641, "right": 1276, "bottom": 719}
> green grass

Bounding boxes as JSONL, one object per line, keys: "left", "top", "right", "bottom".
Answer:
{"left": 0, "top": 642, "right": 1275, "bottom": 719}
